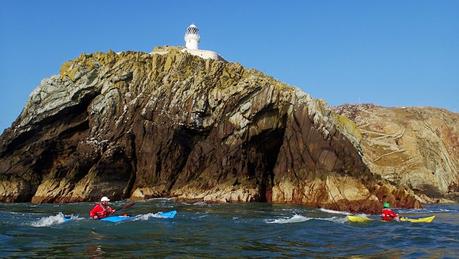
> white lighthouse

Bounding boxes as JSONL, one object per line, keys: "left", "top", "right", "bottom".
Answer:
{"left": 152, "top": 24, "right": 223, "bottom": 60}
{"left": 181, "top": 24, "right": 222, "bottom": 60}
{"left": 184, "top": 24, "right": 200, "bottom": 50}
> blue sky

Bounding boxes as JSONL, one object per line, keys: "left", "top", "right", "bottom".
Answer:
{"left": 1, "top": 0, "right": 458, "bottom": 131}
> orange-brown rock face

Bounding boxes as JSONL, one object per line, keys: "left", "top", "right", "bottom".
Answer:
{"left": 334, "top": 104, "right": 459, "bottom": 203}
{"left": 0, "top": 47, "right": 425, "bottom": 212}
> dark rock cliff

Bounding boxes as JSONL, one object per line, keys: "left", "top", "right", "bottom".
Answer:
{"left": 0, "top": 47, "right": 421, "bottom": 213}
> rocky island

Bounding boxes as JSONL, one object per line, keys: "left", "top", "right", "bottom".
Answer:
{"left": 0, "top": 46, "right": 457, "bottom": 213}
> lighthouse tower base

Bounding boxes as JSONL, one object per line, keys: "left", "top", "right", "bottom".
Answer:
{"left": 151, "top": 46, "right": 225, "bottom": 62}
{"left": 181, "top": 48, "right": 222, "bottom": 61}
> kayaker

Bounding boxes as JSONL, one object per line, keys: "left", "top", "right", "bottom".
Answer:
{"left": 381, "top": 202, "right": 399, "bottom": 222}
{"left": 90, "top": 196, "right": 116, "bottom": 219}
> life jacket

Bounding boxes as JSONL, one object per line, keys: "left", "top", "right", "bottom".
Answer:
{"left": 89, "top": 203, "right": 115, "bottom": 219}
{"left": 381, "top": 208, "right": 398, "bottom": 221}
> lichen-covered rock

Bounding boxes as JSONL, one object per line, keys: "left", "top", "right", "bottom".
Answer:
{"left": 0, "top": 47, "right": 424, "bottom": 212}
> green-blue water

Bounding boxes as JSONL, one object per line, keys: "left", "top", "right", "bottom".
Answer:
{"left": 1, "top": 199, "right": 458, "bottom": 258}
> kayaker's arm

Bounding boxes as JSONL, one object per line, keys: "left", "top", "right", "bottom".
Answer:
{"left": 109, "top": 208, "right": 116, "bottom": 215}
{"left": 391, "top": 211, "right": 400, "bottom": 222}
{"left": 93, "top": 211, "right": 105, "bottom": 219}
{"left": 392, "top": 210, "right": 400, "bottom": 222}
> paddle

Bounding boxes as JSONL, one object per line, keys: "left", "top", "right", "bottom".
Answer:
{"left": 113, "top": 201, "right": 136, "bottom": 215}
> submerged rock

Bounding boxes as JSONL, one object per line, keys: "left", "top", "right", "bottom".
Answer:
{"left": 0, "top": 47, "right": 431, "bottom": 212}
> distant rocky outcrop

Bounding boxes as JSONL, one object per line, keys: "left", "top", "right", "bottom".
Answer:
{"left": 334, "top": 104, "right": 459, "bottom": 203}
{"left": 0, "top": 47, "right": 430, "bottom": 213}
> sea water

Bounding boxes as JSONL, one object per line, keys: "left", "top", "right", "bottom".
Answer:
{"left": 0, "top": 200, "right": 458, "bottom": 258}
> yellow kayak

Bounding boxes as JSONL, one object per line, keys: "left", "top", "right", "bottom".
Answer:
{"left": 400, "top": 215, "right": 435, "bottom": 223}
{"left": 347, "top": 215, "right": 435, "bottom": 223}
{"left": 347, "top": 215, "right": 372, "bottom": 223}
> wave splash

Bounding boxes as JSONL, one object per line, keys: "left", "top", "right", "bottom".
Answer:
{"left": 30, "top": 212, "right": 80, "bottom": 227}
{"left": 397, "top": 208, "right": 458, "bottom": 214}
{"left": 319, "top": 208, "right": 351, "bottom": 215}
{"left": 266, "top": 214, "right": 347, "bottom": 224}
{"left": 133, "top": 212, "right": 173, "bottom": 221}
{"left": 265, "top": 214, "right": 311, "bottom": 224}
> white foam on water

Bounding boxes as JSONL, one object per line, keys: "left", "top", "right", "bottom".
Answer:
{"left": 181, "top": 201, "right": 207, "bottom": 206}
{"left": 192, "top": 201, "right": 207, "bottom": 206}
{"left": 145, "top": 197, "right": 175, "bottom": 202}
{"left": 9, "top": 211, "right": 27, "bottom": 215}
{"left": 319, "top": 216, "right": 348, "bottom": 224}
{"left": 319, "top": 208, "right": 351, "bottom": 215}
{"left": 133, "top": 213, "right": 159, "bottom": 221}
{"left": 397, "top": 208, "right": 457, "bottom": 214}
{"left": 266, "top": 214, "right": 349, "bottom": 224}
{"left": 133, "top": 212, "right": 173, "bottom": 221}
{"left": 265, "top": 214, "right": 311, "bottom": 224}
{"left": 30, "top": 212, "right": 81, "bottom": 227}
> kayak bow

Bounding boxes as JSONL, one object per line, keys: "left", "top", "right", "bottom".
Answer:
{"left": 400, "top": 215, "right": 435, "bottom": 223}
{"left": 63, "top": 215, "right": 73, "bottom": 223}
{"left": 347, "top": 215, "right": 372, "bottom": 223}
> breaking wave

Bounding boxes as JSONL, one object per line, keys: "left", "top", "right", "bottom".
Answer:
{"left": 397, "top": 208, "right": 458, "bottom": 214}
{"left": 266, "top": 214, "right": 347, "bottom": 224}
{"left": 133, "top": 211, "right": 176, "bottom": 221}
{"left": 319, "top": 208, "right": 351, "bottom": 215}
{"left": 319, "top": 216, "right": 348, "bottom": 224}
{"left": 30, "top": 212, "right": 81, "bottom": 227}
{"left": 265, "top": 215, "right": 311, "bottom": 224}
{"left": 180, "top": 201, "right": 208, "bottom": 206}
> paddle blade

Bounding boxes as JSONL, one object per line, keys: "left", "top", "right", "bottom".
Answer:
{"left": 121, "top": 201, "right": 136, "bottom": 210}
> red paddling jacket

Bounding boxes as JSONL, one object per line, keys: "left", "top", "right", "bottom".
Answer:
{"left": 381, "top": 208, "right": 398, "bottom": 221}
{"left": 90, "top": 203, "right": 115, "bottom": 219}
